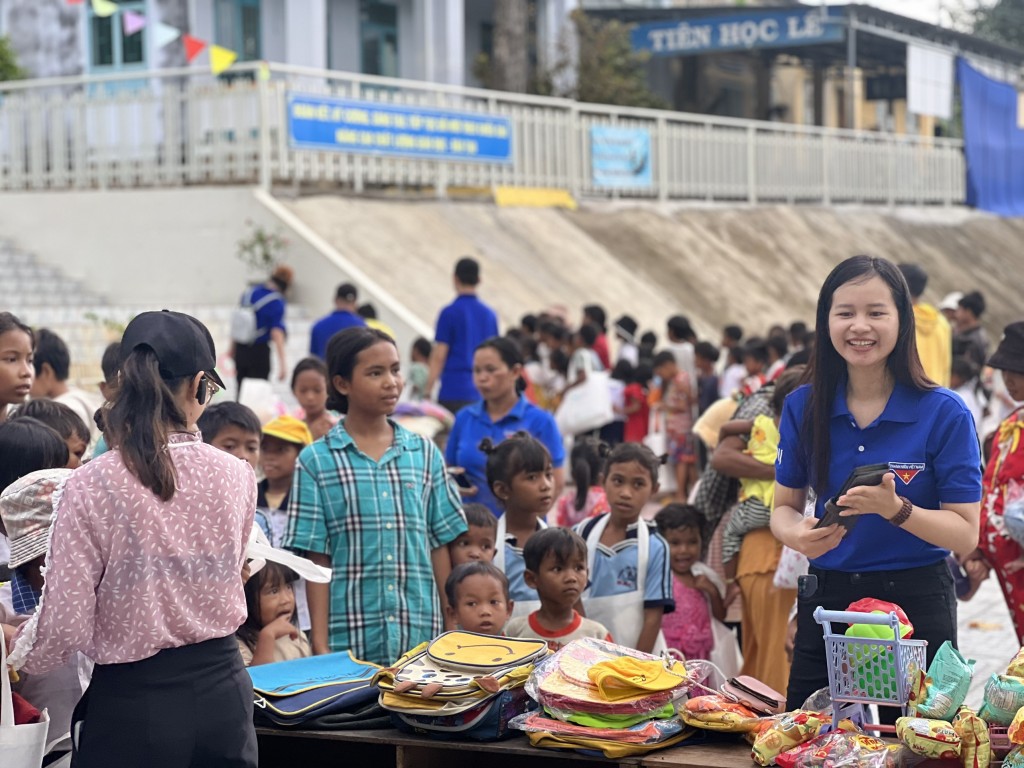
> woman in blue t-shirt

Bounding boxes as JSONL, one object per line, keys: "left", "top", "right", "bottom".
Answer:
{"left": 771, "top": 255, "right": 982, "bottom": 712}
{"left": 445, "top": 336, "right": 565, "bottom": 516}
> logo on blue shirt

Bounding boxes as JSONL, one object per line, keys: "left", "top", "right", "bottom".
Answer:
{"left": 616, "top": 565, "right": 638, "bottom": 589}
{"left": 889, "top": 462, "right": 925, "bottom": 485}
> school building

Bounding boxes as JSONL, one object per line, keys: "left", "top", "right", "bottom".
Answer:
{"left": 4, "top": 1, "right": 1022, "bottom": 138}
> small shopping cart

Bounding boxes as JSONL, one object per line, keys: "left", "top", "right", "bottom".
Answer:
{"left": 814, "top": 607, "right": 928, "bottom": 733}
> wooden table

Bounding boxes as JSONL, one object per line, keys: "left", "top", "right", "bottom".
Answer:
{"left": 255, "top": 728, "right": 754, "bottom": 768}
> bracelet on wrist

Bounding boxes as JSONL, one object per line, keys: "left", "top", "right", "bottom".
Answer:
{"left": 890, "top": 496, "right": 913, "bottom": 527}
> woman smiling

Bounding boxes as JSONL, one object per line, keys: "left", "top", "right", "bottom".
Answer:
{"left": 445, "top": 337, "right": 566, "bottom": 516}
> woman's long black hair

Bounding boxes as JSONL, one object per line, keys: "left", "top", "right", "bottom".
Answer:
{"left": 801, "top": 255, "right": 933, "bottom": 495}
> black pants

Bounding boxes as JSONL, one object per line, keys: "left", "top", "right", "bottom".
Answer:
{"left": 233, "top": 342, "right": 270, "bottom": 399}
{"left": 71, "top": 636, "right": 257, "bottom": 768}
{"left": 786, "top": 560, "right": 956, "bottom": 720}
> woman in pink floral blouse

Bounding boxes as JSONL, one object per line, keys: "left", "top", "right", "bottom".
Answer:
{"left": 6, "top": 310, "right": 257, "bottom": 768}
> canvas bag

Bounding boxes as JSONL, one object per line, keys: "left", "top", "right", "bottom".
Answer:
{"left": 642, "top": 411, "right": 676, "bottom": 495}
{"left": 380, "top": 632, "right": 547, "bottom": 701}
{"left": 391, "top": 687, "right": 535, "bottom": 742}
{"left": 248, "top": 651, "right": 381, "bottom": 727}
{"left": 556, "top": 370, "right": 614, "bottom": 436}
{"left": 230, "top": 287, "right": 280, "bottom": 345}
{"left": 2, "top": 636, "right": 51, "bottom": 768}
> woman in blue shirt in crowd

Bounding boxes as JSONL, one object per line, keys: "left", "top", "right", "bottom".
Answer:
{"left": 445, "top": 336, "right": 565, "bottom": 516}
{"left": 771, "top": 255, "right": 982, "bottom": 712}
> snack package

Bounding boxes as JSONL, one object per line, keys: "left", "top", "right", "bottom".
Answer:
{"left": 979, "top": 674, "right": 1024, "bottom": 726}
{"left": 775, "top": 731, "right": 899, "bottom": 768}
{"left": 895, "top": 716, "right": 962, "bottom": 760}
{"left": 750, "top": 710, "right": 829, "bottom": 766}
{"left": 1006, "top": 745, "right": 1024, "bottom": 768}
{"left": 1007, "top": 647, "right": 1024, "bottom": 678}
{"left": 1010, "top": 705, "right": 1024, "bottom": 744}
{"left": 953, "top": 706, "right": 991, "bottom": 768}
{"left": 916, "top": 641, "right": 975, "bottom": 721}
{"left": 680, "top": 694, "right": 761, "bottom": 733}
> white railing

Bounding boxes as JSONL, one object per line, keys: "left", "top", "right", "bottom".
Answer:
{"left": 0, "top": 62, "right": 965, "bottom": 205}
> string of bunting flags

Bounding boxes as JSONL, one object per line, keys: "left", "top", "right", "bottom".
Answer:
{"left": 66, "top": 0, "right": 239, "bottom": 75}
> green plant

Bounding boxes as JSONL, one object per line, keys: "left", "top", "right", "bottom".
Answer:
{"left": 236, "top": 220, "right": 288, "bottom": 273}
{"left": 0, "top": 36, "right": 25, "bottom": 82}
{"left": 84, "top": 311, "right": 132, "bottom": 338}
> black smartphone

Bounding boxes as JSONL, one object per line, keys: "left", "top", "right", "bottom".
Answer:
{"left": 447, "top": 469, "right": 474, "bottom": 490}
{"left": 813, "top": 462, "right": 891, "bottom": 530}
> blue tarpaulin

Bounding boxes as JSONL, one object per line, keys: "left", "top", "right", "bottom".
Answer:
{"left": 958, "top": 59, "right": 1024, "bottom": 216}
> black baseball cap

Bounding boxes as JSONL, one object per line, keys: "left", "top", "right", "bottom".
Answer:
{"left": 120, "top": 310, "right": 226, "bottom": 389}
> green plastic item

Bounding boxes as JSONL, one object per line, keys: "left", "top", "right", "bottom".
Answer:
{"left": 550, "top": 702, "right": 676, "bottom": 729}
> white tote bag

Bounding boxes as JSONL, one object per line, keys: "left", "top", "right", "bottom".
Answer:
{"left": 555, "top": 370, "right": 613, "bottom": 436}
{"left": 1, "top": 636, "right": 50, "bottom": 768}
{"left": 642, "top": 411, "right": 677, "bottom": 495}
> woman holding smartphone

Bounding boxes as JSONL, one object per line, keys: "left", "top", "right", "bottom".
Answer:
{"left": 445, "top": 336, "right": 565, "bottom": 516}
{"left": 770, "top": 256, "right": 982, "bottom": 712}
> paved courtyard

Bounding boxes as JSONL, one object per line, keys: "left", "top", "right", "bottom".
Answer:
{"left": 958, "top": 573, "right": 1020, "bottom": 707}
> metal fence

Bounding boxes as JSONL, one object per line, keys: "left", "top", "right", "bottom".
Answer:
{"left": 0, "top": 62, "right": 965, "bottom": 205}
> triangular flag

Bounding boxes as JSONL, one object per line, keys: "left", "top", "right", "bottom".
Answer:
{"left": 183, "top": 35, "right": 207, "bottom": 64}
{"left": 209, "top": 45, "right": 238, "bottom": 76}
{"left": 152, "top": 21, "right": 182, "bottom": 48}
{"left": 91, "top": 0, "right": 118, "bottom": 17}
{"left": 122, "top": 10, "right": 146, "bottom": 36}
{"left": 66, "top": 0, "right": 85, "bottom": 5}
{"left": 257, "top": 62, "right": 271, "bottom": 81}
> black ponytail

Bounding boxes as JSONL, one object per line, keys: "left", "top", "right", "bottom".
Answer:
{"left": 571, "top": 436, "right": 609, "bottom": 511}
{"left": 105, "top": 348, "right": 189, "bottom": 501}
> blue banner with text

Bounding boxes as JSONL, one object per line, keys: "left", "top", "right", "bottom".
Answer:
{"left": 287, "top": 94, "right": 513, "bottom": 164}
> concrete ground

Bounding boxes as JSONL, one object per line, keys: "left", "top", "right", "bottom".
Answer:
{"left": 958, "top": 572, "right": 1020, "bottom": 708}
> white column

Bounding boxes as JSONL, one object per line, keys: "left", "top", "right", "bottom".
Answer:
{"left": 326, "top": 0, "right": 359, "bottom": 73}
{"left": 285, "top": 0, "right": 328, "bottom": 69}
{"left": 537, "top": 0, "right": 575, "bottom": 92}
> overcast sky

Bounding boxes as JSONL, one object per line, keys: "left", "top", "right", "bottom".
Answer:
{"left": 822, "top": 1, "right": 987, "bottom": 26}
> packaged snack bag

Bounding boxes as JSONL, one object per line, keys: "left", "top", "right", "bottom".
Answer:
{"left": 953, "top": 706, "right": 991, "bottom": 768}
{"left": 1007, "top": 647, "right": 1024, "bottom": 678}
{"left": 1010, "top": 705, "right": 1024, "bottom": 744}
{"left": 750, "top": 710, "right": 830, "bottom": 766}
{"left": 680, "top": 695, "right": 761, "bottom": 733}
{"left": 979, "top": 675, "right": 1024, "bottom": 725}
{"left": 775, "top": 731, "right": 899, "bottom": 768}
{"left": 895, "top": 716, "right": 962, "bottom": 760}
{"left": 1006, "top": 745, "right": 1024, "bottom": 768}
{"left": 916, "top": 641, "right": 975, "bottom": 721}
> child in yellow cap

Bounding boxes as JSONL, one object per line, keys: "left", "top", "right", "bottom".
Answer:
{"left": 258, "top": 415, "right": 313, "bottom": 545}
{"left": 258, "top": 414, "right": 314, "bottom": 636}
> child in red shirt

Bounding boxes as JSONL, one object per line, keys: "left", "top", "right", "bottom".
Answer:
{"left": 623, "top": 364, "right": 651, "bottom": 444}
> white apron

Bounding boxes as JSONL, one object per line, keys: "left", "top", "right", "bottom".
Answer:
{"left": 494, "top": 515, "right": 545, "bottom": 619}
{"left": 583, "top": 516, "right": 666, "bottom": 653}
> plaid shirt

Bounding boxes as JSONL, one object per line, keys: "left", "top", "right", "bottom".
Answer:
{"left": 283, "top": 420, "right": 466, "bottom": 665}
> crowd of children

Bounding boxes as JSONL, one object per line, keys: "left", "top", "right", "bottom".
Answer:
{"left": 0, "top": 262, "right": 1014, "bottom": 761}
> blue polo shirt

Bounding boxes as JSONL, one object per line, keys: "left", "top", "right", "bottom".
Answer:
{"left": 776, "top": 382, "right": 982, "bottom": 572}
{"left": 444, "top": 395, "right": 565, "bottom": 516}
{"left": 243, "top": 285, "right": 286, "bottom": 345}
{"left": 435, "top": 294, "right": 499, "bottom": 403}
{"left": 310, "top": 310, "right": 365, "bottom": 359}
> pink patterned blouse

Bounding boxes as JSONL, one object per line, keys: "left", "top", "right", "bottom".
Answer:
{"left": 9, "top": 432, "right": 256, "bottom": 675}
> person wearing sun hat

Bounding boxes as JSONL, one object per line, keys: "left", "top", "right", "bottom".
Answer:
{"left": 258, "top": 414, "right": 313, "bottom": 546}
{"left": 0, "top": 467, "right": 86, "bottom": 760}
{"left": 975, "top": 321, "right": 1024, "bottom": 643}
{"left": 6, "top": 309, "right": 258, "bottom": 768}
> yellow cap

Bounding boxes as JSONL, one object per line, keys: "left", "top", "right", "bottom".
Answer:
{"left": 262, "top": 415, "right": 313, "bottom": 446}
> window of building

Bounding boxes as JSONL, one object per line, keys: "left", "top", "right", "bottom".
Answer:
{"left": 360, "top": 0, "right": 397, "bottom": 77}
{"left": 215, "top": 0, "right": 262, "bottom": 62}
{"left": 88, "top": 0, "right": 145, "bottom": 72}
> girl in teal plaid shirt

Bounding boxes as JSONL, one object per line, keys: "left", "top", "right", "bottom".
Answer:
{"left": 283, "top": 328, "right": 466, "bottom": 665}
